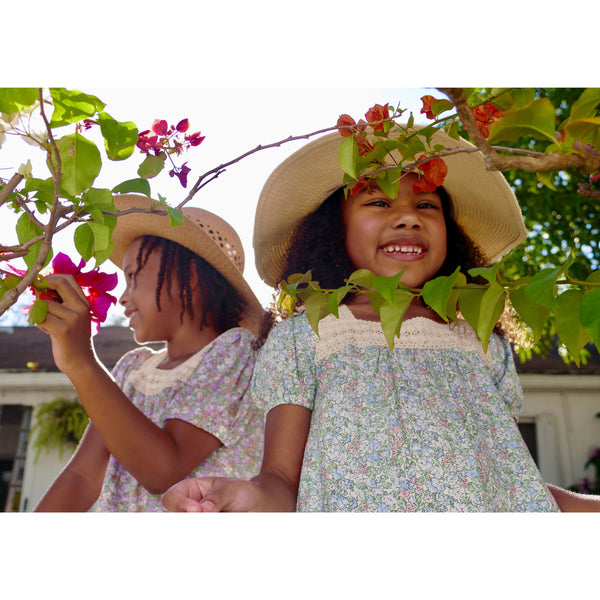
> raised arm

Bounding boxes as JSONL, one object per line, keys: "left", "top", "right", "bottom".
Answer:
{"left": 163, "top": 403, "right": 311, "bottom": 512}
{"left": 546, "top": 483, "right": 600, "bottom": 512}
{"left": 38, "top": 274, "right": 222, "bottom": 495}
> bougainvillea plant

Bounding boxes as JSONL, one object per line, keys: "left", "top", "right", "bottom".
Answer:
{"left": 1, "top": 87, "right": 600, "bottom": 360}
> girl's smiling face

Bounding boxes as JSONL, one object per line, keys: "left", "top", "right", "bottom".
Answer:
{"left": 342, "top": 172, "right": 447, "bottom": 289}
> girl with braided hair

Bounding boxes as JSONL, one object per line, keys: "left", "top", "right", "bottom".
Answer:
{"left": 35, "top": 194, "right": 267, "bottom": 512}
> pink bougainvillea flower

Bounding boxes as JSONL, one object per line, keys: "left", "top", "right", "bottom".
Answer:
{"left": 185, "top": 131, "right": 205, "bottom": 147}
{"left": 169, "top": 162, "right": 192, "bottom": 188}
{"left": 152, "top": 119, "right": 169, "bottom": 136}
{"left": 176, "top": 118, "right": 190, "bottom": 133}
{"left": 49, "top": 252, "right": 118, "bottom": 335}
{"left": 137, "top": 130, "right": 160, "bottom": 155}
{"left": 4, "top": 253, "right": 118, "bottom": 335}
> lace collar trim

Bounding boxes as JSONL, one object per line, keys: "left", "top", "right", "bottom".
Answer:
{"left": 314, "top": 305, "right": 490, "bottom": 366}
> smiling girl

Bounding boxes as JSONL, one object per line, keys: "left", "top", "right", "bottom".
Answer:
{"left": 35, "top": 194, "right": 267, "bottom": 512}
{"left": 163, "top": 128, "right": 600, "bottom": 512}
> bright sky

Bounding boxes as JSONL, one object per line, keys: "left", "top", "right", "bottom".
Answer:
{"left": 1, "top": 87, "right": 431, "bottom": 319}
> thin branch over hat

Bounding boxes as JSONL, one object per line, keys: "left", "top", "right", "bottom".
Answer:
{"left": 253, "top": 126, "right": 527, "bottom": 288}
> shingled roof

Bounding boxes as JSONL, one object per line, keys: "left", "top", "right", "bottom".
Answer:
{"left": 0, "top": 326, "right": 162, "bottom": 373}
{"left": 1, "top": 325, "right": 599, "bottom": 375}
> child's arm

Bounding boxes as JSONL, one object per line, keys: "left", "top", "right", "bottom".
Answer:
{"left": 38, "top": 274, "right": 223, "bottom": 495}
{"left": 546, "top": 484, "right": 600, "bottom": 512}
{"left": 163, "top": 403, "right": 311, "bottom": 511}
{"left": 34, "top": 422, "right": 110, "bottom": 511}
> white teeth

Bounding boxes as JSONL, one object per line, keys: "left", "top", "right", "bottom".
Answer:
{"left": 382, "top": 244, "right": 424, "bottom": 254}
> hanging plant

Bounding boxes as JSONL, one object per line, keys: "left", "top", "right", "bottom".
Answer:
{"left": 29, "top": 398, "right": 89, "bottom": 461}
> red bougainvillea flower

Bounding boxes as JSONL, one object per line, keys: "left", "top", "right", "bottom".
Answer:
{"left": 337, "top": 114, "right": 357, "bottom": 138}
{"left": 349, "top": 178, "right": 369, "bottom": 195}
{"left": 364, "top": 103, "right": 390, "bottom": 131}
{"left": 472, "top": 103, "right": 503, "bottom": 138}
{"left": 412, "top": 156, "right": 448, "bottom": 194}
{"left": 420, "top": 95, "right": 438, "bottom": 120}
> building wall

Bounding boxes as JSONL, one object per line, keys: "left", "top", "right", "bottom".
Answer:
{"left": 0, "top": 372, "right": 599, "bottom": 511}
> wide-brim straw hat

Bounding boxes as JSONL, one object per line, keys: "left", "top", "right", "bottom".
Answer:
{"left": 253, "top": 126, "right": 528, "bottom": 288}
{"left": 110, "top": 194, "right": 264, "bottom": 337}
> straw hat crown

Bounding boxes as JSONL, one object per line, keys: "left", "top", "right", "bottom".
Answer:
{"left": 110, "top": 194, "right": 264, "bottom": 336}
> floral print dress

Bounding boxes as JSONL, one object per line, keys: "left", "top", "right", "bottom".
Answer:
{"left": 96, "top": 328, "right": 264, "bottom": 512}
{"left": 251, "top": 306, "right": 558, "bottom": 512}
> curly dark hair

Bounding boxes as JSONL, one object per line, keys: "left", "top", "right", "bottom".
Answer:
{"left": 283, "top": 186, "right": 488, "bottom": 290}
{"left": 134, "top": 235, "right": 245, "bottom": 335}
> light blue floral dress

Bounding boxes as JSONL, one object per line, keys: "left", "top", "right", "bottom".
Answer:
{"left": 251, "top": 306, "right": 559, "bottom": 512}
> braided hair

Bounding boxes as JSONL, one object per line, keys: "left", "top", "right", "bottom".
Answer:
{"left": 134, "top": 235, "right": 245, "bottom": 334}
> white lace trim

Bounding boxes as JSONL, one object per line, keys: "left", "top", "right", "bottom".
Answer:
{"left": 122, "top": 345, "right": 209, "bottom": 395}
{"left": 315, "top": 305, "right": 491, "bottom": 367}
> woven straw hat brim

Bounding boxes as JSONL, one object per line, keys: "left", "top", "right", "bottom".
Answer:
{"left": 109, "top": 194, "right": 264, "bottom": 337}
{"left": 253, "top": 127, "right": 528, "bottom": 288}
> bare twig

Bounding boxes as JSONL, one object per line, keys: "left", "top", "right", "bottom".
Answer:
{"left": 0, "top": 173, "right": 25, "bottom": 206}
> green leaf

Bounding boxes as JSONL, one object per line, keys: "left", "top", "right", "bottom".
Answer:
{"left": 581, "top": 285, "right": 600, "bottom": 352}
{"left": 509, "top": 284, "right": 551, "bottom": 344}
{"left": 536, "top": 170, "right": 557, "bottom": 191}
{"left": 28, "top": 298, "right": 48, "bottom": 325}
{"left": 88, "top": 222, "right": 111, "bottom": 252}
{"left": 566, "top": 88, "right": 600, "bottom": 123}
{"left": 97, "top": 111, "right": 138, "bottom": 161}
{"left": 337, "top": 135, "right": 360, "bottom": 179}
{"left": 422, "top": 267, "right": 462, "bottom": 321}
{"left": 326, "top": 286, "right": 351, "bottom": 318}
{"left": 524, "top": 267, "right": 561, "bottom": 307}
{"left": 372, "top": 271, "right": 405, "bottom": 307}
{"left": 73, "top": 223, "right": 94, "bottom": 261}
{"left": 377, "top": 166, "right": 402, "bottom": 200}
{"left": 555, "top": 289, "right": 591, "bottom": 365}
{"left": 49, "top": 88, "right": 105, "bottom": 127}
{"left": 444, "top": 120, "right": 460, "bottom": 140}
{"left": 0, "top": 88, "right": 39, "bottom": 113}
{"left": 303, "top": 291, "right": 330, "bottom": 336}
{"left": 82, "top": 187, "right": 114, "bottom": 209}
{"left": 431, "top": 98, "right": 454, "bottom": 116}
{"left": 167, "top": 206, "right": 184, "bottom": 227}
{"left": 458, "top": 286, "right": 486, "bottom": 332}
{"left": 54, "top": 133, "right": 102, "bottom": 196}
{"left": 379, "top": 288, "right": 413, "bottom": 349}
{"left": 16, "top": 213, "right": 44, "bottom": 269}
{"left": 488, "top": 97, "right": 557, "bottom": 144}
{"left": 112, "top": 178, "right": 151, "bottom": 196}
{"left": 477, "top": 283, "right": 506, "bottom": 352}
{"left": 468, "top": 263, "right": 500, "bottom": 285}
{"left": 138, "top": 153, "right": 166, "bottom": 179}
{"left": 346, "top": 269, "right": 376, "bottom": 289}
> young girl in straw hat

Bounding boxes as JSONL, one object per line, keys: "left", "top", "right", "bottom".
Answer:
{"left": 163, "top": 128, "right": 600, "bottom": 512}
{"left": 35, "top": 194, "right": 267, "bottom": 512}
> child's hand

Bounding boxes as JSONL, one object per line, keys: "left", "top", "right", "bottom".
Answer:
{"left": 162, "top": 477, "right": 258, "bottom": 512}
{"left": 36, "top": 273, "right": 96, "bottom": 374}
